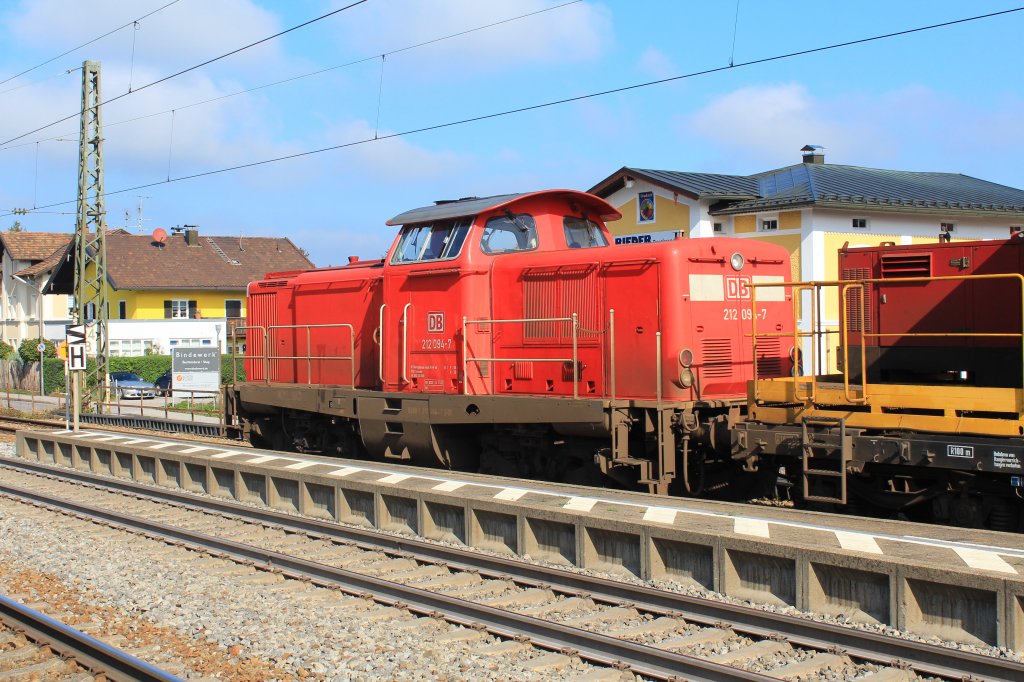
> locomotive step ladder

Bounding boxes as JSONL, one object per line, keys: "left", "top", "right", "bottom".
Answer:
{"left": 800, "top": 416, "right": 852, "bottom": 504}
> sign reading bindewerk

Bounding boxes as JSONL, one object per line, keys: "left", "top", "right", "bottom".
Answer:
{"left": 171, "top": 347, "right": 221, "bottom": 394}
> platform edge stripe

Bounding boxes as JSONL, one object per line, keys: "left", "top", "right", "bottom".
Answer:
{"left": 179, "top": 446, "right": 211, "bottom": 453}
{"left": 494, "top": 488, "right": 528, "bottom": 501}
{"left": 379, "top": 473, "right": 411, "bottom": 484}
{"left": 954, "top": 547, "right": 1017, "bottom": 574}
{"left": 734, "top": 517, "right": 771, "bottom": 538}
{"left": 433, "top": 480, "right": 466, "bottom": 492}
{"left": 210, "top": 451, "right": 241, "bottom": 458}
{"left": 245, "top": 455, "right": 278, "bottom": 465}
{"left": 284, "top": 461, "right": 319, "bottom": 470}
{"left": 834, "top": 530, "right": 884, "bottom": 555}
{"left": 327, "top": 466, "right": 361, "bottom": 478}
{"left": 146, "top": 443, "right": 178, "bottom": 450}
{"left": 643, "top": 507, "right": 678, "bottom": 524}
{"left": 563, "top": 496, "right": 598, "bottom": 512}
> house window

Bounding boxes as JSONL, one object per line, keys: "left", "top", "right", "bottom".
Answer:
{"left": 713, "top": 222, "right": 723, "bottom": 233}
{"left": 940, "top": 222, "right": 956, "bottom": 233}
{"left": 225, "top": 300, "right": 242, "bottom": 318}
{"left": 851, "top": 218, "right": 868, "bottom": 229}
{"left": 164, "top": 299, "right": 196, "bottom": 319}
{"left": 118, "top": 300, "right": 127, "bottom": 319}
{"left": 169, "top": 337, "right": 210, "bottom": 348}
{"left": 108, "top": 339, "right": 153, "bottom": 357}
{"left": 760, "top": 219, "right": 778, "bottom": 231}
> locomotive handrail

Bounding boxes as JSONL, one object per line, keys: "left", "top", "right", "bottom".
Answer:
{"left": 378, "top": 304, "right": 386, "bottom": 384}
{"left": 231, "top": 325, "right": 268, "bottom": 384}
{"left": 748, "top": 272, "right": 1024, "bottom": 415}
{"left": 462, "top": 314, "right": 580, "bottom": 399}
{"left": 401, "top": 303, "right": 412, "bottom": 385}
{"left": 266, "top": 323, "right": 357, "bottom": 387}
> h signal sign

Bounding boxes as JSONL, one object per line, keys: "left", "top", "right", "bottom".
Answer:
{"left": 68, "top": 344, "right": 86, "bottom": 371}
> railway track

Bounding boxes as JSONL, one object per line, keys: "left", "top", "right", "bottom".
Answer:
{"left": 1, "top": 456, "right": 1020, "bottom": 682}
{"left": 0, "top": 413, "right": 225, "bottom": 438}
{"left": 0, "top": 591, "right": 180, "bottom": 681}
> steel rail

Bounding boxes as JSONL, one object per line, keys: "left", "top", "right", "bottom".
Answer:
{"left": 0, "top": 593, "right": 181, "bottom": 682}
{"left": 0, "top": 479, "right": 772, "bottom": 682}
{"left": 2, "top": 456, "right": 1020, "bottom": 682}
{"left": 0, "top": 414, "right": 222, "bottom": 437}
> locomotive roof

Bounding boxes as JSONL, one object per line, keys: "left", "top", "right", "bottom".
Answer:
{"left": 386, "top": 190, "right": 622, "bottom": 226}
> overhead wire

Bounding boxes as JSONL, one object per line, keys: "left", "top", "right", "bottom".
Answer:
{"left": 0, "top": 0, "right": 584, "bottom": 154}
{"left": 8, "top": 4, "right": 1024, "bottom": 215}
{"left": 0, "top": 0, "right": 182, "bottom": 87}
{"left": 0, "top": 0, "right": 371, "bottom": 146}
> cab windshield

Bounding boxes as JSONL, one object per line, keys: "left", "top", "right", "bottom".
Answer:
{"left": 391, "top": 218, "right": 471, "bottom": 264}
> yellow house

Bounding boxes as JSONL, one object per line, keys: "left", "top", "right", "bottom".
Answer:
{"left": 46, "top": 227, "right": 312, "bottom": 356}
{"left": 590, "top": 146, "right": 1024, "bottom": 369}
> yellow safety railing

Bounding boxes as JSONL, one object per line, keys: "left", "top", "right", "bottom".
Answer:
{"left": 749, "top": 272, "right": 1024, "bottom": 415}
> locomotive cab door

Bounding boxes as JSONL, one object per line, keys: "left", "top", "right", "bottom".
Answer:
{"left": 604, "top": 262, "right": 661, "bottom": 398}
{"left": 381, "top": 219, "right": 473, "bottom": 394}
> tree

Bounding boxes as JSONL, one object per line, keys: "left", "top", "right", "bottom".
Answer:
{"left": 8, "top": 221, "right": 22, "bottom": 232}
{"left": 18, "top": 338, "right": 56, "bottom": 363}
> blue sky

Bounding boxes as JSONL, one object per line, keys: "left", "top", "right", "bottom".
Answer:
{"left": 0, "top": 0, "right": 1021, "bottom": 265}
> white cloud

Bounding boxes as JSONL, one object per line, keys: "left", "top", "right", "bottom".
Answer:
{"left": 686, "top": 83, "right": 858, "bottom": 165}
{"left": 334, "top": 0, "right": 612, "bottom": 75}
{"left": 6, "top": 0, "right": 286, "bottom": 74}
{"left": 637, "top": 46, "right": 676, "bottom": 79}
{"left": 319, "top": 119, "right": 473, "bottom": 182}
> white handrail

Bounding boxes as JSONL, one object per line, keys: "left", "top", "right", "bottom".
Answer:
{"left": 401, "top": 302, "right": 412, "bottom": 384}
{"left": 378, "top": 303, "right": 386, "bottom": 383}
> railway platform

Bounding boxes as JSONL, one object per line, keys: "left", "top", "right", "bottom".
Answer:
{"left": 9, "top": 426, "right": 1024, "bottom": 652}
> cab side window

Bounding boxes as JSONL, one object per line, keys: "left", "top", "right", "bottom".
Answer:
{"left": 391, "top": 219, "right": 472, "bottom": 264}
{"left": 563, "top": 216, "right": 609, "bottom": 248}
{"left": 480, "top": 213, "right": 537, "bottom": 254}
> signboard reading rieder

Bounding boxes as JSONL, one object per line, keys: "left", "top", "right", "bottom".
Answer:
{"left": 171, "top": 347, "right": 221, "bottom": 394}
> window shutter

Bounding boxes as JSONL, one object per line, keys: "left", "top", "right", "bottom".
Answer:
{"left": 164, "top": 300, "right": 172, "bottom": 319}
{"left": 188, "top": 300, "right": 198, "bottom": 318}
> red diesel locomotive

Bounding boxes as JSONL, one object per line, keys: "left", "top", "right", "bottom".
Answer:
{"left": 227, "top": 189, "right": 795, "bottom": 494}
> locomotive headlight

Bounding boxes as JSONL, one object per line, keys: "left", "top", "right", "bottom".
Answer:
{"left": 730, "top": 252, "right": 745, "bottom": 271}
{"left": 679, "top": 368, "right": 695, "bottom": 388}
{"left": 678, "top": 348, "right": 694, "bottom": 367}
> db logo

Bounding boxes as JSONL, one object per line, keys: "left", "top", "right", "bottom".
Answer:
{"left": 725, "top": 276, "right": 751, "bottom": 300}
{"left": 427, "top": 312, "right": 445, "bottom": 334}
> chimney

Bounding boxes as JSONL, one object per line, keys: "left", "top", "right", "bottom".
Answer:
{"left": 801, "top": 144, "right": 825, "bottom": 164}
{"left": 184, "top": 224, "right": 200, "bottom": 246}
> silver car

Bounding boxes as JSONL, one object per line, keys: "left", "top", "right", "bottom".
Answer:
{"left": 111, "top": 371, "right": 157, "bottom": 399}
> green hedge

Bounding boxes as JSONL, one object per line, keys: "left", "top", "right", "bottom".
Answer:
{"left": 39, "top": 354, "right": 246, "bottom": 395}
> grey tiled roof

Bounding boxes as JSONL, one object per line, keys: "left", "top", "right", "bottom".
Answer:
{"left": 717, "top": 163, "right": 1024, "bottom": 215}
{"left": 628, "top": 169, "right": 758, "bottom": 199}
{"left": 593, "top": 163, "right": 1024, "bottom": 216}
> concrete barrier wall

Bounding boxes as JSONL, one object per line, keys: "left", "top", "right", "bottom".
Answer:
{"left": 15, "top": 430, "right": 1024, "bottom": 649}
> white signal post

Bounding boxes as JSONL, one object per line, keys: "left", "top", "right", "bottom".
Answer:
{"left": 65, "top": 324, "right": 86, "bottom": 432}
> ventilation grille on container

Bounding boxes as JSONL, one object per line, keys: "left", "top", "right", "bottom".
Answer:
{"left": 842, "top": 267, "right": 871, "bottom": 332}
{"left": 880, "top": 253, "right": 931, "bottom": 278}
{"left": 513, "top": 361, "right": 534, "bottom": 380}
{"left": 258, "top": 280, "right": 287, "bottom": 288}
{"left": 756, "top": 337, "right": 783, "bottom": 378}
{"left": 701, "top": 339, "right": 732, "bottom": 377}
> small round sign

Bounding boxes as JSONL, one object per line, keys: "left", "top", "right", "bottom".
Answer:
{"left": 36, "top": 343, "right": 45, "bottom": 353}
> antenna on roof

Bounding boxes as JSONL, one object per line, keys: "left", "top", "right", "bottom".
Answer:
{"left": 152, "top": 227, "right": 168, "bottom": 248}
